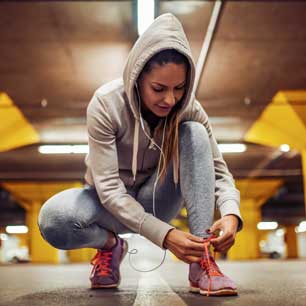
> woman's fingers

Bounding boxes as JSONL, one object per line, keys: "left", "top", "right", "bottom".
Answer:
{"left": 176, "top": 241, "right": 205, "bottom": 260}
{"left": 185, "top": 249, "right": 203, "bottom": 257}
{"left": 188, "top": 233, "right": 204, "bottom": 243}
{"left": 174, "top": 230, "right": 234, "bottom": 261}
{"left": 172, "top": 227, "right": 236, "bottom": 258}
{"left": 187, "top": 240, "right": 205, "bottom": 251}
{"left": 211, "top": 230, "right": 234, "bottom": 245}
{"left": 212, "top": 234, "right": 235, "bottom": 252}
{"left": 209, "top": 219, "right": 222, "bottom": 233}
{"left": 175, "top": 253, "right": 201, "bottom": 264}
{"left": 185, "top": 255, "right": 202, "bottom": 263}
{"left": 214, "top": 240, "right": 234, "bottom": 253}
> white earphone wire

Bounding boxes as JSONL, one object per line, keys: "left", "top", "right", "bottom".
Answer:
{"left": 126, "top": 83, "right": 168, "bottom": 272}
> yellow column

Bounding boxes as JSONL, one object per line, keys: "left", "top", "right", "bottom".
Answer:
{"left": 1, "top": 182, "right": 83, "bottom": 263}
{"left": 302, "top": 149, "right": 306, "bottom": 214}
{"left": 15, "top": 233, "right": 28, "bottom": 248}
{"left": 26, "top": 201, "right": 59, "bottom": 263}
{"left": 67, "top": 249, "right": 96, "bottom": 263}
{"left": 227, "top": 199, "right": 261, "bottom": 260}
{"left": 285, "top": 225, "right": 298, "bottom": 259}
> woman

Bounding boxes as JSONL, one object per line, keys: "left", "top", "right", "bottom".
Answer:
{"left": 38, "top": 13, "right": 243, "bottom": 296}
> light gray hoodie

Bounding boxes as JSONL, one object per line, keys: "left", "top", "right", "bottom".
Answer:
{"left": 85, "top": 13, "right": 242, "bottom": 249}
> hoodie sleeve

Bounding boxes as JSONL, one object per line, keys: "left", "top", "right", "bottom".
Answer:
{"left": 86, "top": 93, "right": 175, "bottom": 248}
{"left": 181, "top": 99, "right": 243, "bottom": 231}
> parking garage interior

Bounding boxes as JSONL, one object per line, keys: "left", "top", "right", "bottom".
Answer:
{"left": 1, "top": 1, "right": 306, "bottom": 305}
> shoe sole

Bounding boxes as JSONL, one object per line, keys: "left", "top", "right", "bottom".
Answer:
{"left": 189, "top": 284, "right": 238, "bottom": 296}
{"left": 91, "top": 239, "right": 129, "bottom": 289}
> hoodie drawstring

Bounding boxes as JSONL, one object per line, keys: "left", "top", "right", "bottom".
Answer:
{"left": 132, "top": 117, "right": 180, "bottom": 186}
{"left": 173, "top": 143, "right": 179, "bottom": 187}
{"left": 132, "top": 119, "right": 140, "bottom": 182}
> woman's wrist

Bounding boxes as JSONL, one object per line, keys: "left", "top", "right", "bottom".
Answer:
{"left": 163, "top": 228, "right": 175, "bottom": 249}
{"left": 223, "top": 214, "right": 239, "bottom": 231}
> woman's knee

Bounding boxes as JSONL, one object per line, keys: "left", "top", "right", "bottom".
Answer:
{"left": 179, "top": 121, "right": 211, "bottom": 155}
{"left": 179, "top": 121, "right": 209, "bottom": 139}
{"left": 38, "top": 189, "right": 81, "bottom": 250}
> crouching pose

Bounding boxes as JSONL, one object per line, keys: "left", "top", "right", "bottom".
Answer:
{"left": 38, "top": 13, "right": 243, "bottom": 296}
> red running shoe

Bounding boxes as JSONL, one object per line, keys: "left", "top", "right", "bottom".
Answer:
{"left": 90, "top": 236, "right": 128, "bottom": 289}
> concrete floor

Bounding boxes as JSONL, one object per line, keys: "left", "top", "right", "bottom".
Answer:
{"left": 1, "top": 238, "right": 306, "bottom": 306}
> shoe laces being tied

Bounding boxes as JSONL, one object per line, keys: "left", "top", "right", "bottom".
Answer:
{"left": 200, "top": 235, "right": 223, "bottom": 296}
{"left": 90, "top": 250, "right": 113, "bottom": 277}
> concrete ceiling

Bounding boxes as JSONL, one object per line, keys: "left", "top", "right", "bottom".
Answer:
{"left": 0, "top": 1, "right": 306, "bottom": 222}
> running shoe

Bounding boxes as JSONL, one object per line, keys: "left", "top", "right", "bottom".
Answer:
{"left": 189, "top": 236, "right": 237, "bottom": 296}
{"left": 90, "top": 236, "right": 128, "bottom": 288}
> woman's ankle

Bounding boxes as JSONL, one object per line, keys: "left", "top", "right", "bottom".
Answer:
{"left": 102, "top": 231, "right": 117, "bottom": 250}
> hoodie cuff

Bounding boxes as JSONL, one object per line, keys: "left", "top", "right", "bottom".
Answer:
{"left": 139, "top": 214, "right": 175, "bottom": 249}
{"left": 219, "top": 200, "right": 243, "bottom": 232}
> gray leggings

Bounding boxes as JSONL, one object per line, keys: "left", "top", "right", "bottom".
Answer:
{"left": 38, "top": 121, "right": 215, "bottom": 250}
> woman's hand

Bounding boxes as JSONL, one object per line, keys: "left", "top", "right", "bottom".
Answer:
{"left": 209, "top": 215, "right": 239, "bottom": 253}
{"left": 163, "top": 228, "right": 205, "bottom": 264}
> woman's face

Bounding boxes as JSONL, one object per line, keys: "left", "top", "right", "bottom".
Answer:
{"left": 137, "top": 62, "right": 187, "bottom": 117}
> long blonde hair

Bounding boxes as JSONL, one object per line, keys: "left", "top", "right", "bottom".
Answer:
{"left": 138, "top": 49, "right": 189, "bottom": 184}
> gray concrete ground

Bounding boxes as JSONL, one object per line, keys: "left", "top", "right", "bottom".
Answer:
{"left": 0, "top": 237, "right": 305, "bottom": 306}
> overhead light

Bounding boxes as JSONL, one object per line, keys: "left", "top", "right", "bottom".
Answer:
{"left": 41, "top": 98, "right": 48, "bottom": 108}
{"left": 39, "top": 143, "right": 246, "bottom": 155}
{"left": 70, "top": 145, "right": 89, "bottom": 154}
{"left": 137, "top": 0, "right": 155, "bottom": 36}
{"left": 218, "top": 143, "right": 246, "bottom": 153}
{"left": 280, "top": 144, "right": 290, "bottom": 152}
{"left": 38, "top": 145, "right": 89, "bottom": 154}
{"left": 296, "top": 221, "right": 306, "bottom": 233}
{"left": 6, "top": 225, "right": 28, "bottom": 234}
{"left": 162, "top": 2, "right": 205, "bottom": 15}
{"left": 244, "top": 96, "right": 251, "bottom": 105}
{"left": 257, "top": 222, "right": 278, "bottom": 230}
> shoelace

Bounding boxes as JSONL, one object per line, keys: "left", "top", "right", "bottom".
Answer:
{"left": 200, "top": 235, "right": 223, "bottom": 296}
{"left": 90, "top": 250, "right": 113, "bottom": 277}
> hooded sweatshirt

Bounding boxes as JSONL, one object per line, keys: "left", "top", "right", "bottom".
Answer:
{"left": 85, "top": 13, "right": 242, "bottom": 249}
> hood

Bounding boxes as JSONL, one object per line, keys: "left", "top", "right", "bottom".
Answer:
{"left": 122, "top": 13, "right": 196, "bottom": 184}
